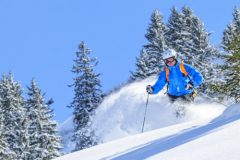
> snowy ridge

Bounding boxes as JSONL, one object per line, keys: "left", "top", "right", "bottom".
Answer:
{"left": 58, "top": 77, "right": 228, "bottom": 157}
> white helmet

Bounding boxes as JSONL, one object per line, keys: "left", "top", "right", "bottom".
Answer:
{"left": 162, "top": 49, "right": 177, "bottom": 60}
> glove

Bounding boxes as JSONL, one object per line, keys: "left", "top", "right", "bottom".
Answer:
{"left": 192, "top": 89, "right": 198, "bottom": 98}
{"left": 185, "top": 82, "right": 194, "bottom": 90}
{"left": 146, "top": 85, "right": 154, "bottom": 94}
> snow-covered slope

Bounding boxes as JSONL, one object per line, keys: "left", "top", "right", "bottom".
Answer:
{"left": 59, "top": 77, "right": 226, "bottom": 154}
{"left": 56, "top": 103, "right": 240, "bottom": 160}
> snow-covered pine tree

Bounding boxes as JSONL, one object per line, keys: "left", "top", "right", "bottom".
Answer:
{"left": 131, "top": 10, "right": 168, "bottom": 80}
{"left": 144, "top": 10, "right": 168, "bottom": 69}
{"left": 222, "top": 6, "right": 240, "bottom": 51}
{"left": 69, "top": 41, "right": 103, "bottom": 151}
{"left": 212, "top": 35, "right": 240, "bottom": 103}
{"left": 167, "top": 6, "right": 217, "bottom": 93}
{"left": 211, "top": 6, "right": 240, "bottom": 101}
{"left": 167, "top": 6, "right": 211, "bottom": 64}
{"left": 177, "top": 6, "right": 195, "bottom": 60}
{"left": 0, "top": 98, "right": 11, "bottom": 159}
{"left": 130, "top": 48, "right": 155, "bottom": 80}
{"left": 166, "top": 7, "right": 185, "bottom": 55}
{"left": 25, "top": 79, "right": 61, "bottom": 159}
{"left": 0, "top": 74, "right": 27, "bottom": 159}
{"left": 17, "top": 112, "right": 31, "bottom": 160}
{"left": 186, "top": 6, "right": 219, "bottom": 93}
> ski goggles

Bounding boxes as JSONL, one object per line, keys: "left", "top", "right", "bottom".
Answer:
{"left": 164, "top": 57, "right": 175, "bottom": 64}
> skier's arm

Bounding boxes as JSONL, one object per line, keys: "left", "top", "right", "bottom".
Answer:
{"left": 184, "top": 64, "right": 204, "bottom": 88}
{"left": 152, "top": 70, "right": 167, "bottom": 94}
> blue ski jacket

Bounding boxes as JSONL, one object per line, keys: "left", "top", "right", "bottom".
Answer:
{"left": 152, "top": 62, "right": 204, "bottom": 96}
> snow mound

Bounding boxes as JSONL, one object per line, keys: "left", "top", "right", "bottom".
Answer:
{"left": 213, "top": 103, "right": 240, "bottom": 122}
{"left": 90, "top": 77, "right": 226, "bottom": 143}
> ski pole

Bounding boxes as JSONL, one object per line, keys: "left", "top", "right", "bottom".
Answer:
{"left": 142, "top": 93, "right": 150, "bottom": 133}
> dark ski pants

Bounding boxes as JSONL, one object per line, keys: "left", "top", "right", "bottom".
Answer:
{"left": 167, "top": 93, "right": 194, "bottom": 104}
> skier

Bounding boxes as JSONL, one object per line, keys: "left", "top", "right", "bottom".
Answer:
{"left": 146, "top": 49, "right": 204, "bottom": 103}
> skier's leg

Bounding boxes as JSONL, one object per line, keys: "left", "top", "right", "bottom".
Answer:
{"left": 174, "top": 100, "right": 186, "bottom": 118}
{"left": 167, "top": 94, "right": 178, "bottom": 103}
{"left": 174, "top": 93, "right": 196, "bottom": 118}
{"left": 182, "top": 92, "right": 195, "bottom": 103}
{"left": 168, "top": 94, "right": 186, "bottom": 118}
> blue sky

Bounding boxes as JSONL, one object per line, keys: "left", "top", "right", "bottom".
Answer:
{"left": 0, "top": 0, "right": 239, "bottom": 123}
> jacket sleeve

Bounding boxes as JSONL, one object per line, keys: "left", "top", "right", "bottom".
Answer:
{"left": 152, "top": 70, "right": 167, "bottom": 94}
{"left": 184, "top": 64, "right": 204, "bottom": 88}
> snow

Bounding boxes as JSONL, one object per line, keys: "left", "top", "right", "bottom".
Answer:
{"left": 213, "top": 103, "right": 240, "bottom": 121}
{"left": 150, "top": 116, "right": 240, "bottom": 160}
{"left": 55, "top": 120, "right": 209, "bottom": 160}
{"left": 58, "top": 116, "right": 75, "bottom": 153}
{"left": 55, "top": 102, "right": 240, "bottom": 160}
{"left": 59, "top": 77, "right": 225, "bottom": 153}
{"left": 89, "top": 77, "right": 225, "bottom": 143}
{"left": 57, "top": 77, "right": 236, "bottom": 159}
